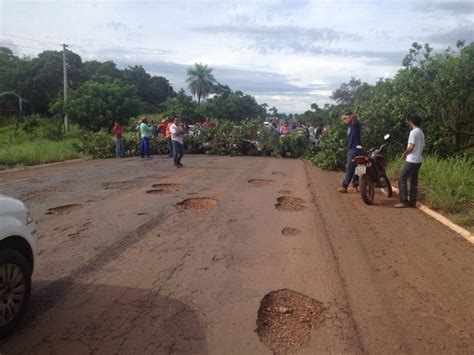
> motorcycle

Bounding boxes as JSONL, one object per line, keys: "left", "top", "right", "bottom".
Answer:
{"left": 352, "top": 134, "right": 393, "bottom": 205}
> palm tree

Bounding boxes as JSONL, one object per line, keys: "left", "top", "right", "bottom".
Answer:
{"left": 186, "top": 63, "right": 217, "bottom": 104}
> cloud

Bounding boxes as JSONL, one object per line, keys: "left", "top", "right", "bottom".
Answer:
{"left": 425, "top": 23, "right": 474, "bottom": 44}
{"left": 193, "top": 24, "right": 362, "bottom": 44}
{"left": 104, "top": 21, "right": 130, "bottom": 31}
{"left": 413, "top": 2, "right": 474, "bottom": 15}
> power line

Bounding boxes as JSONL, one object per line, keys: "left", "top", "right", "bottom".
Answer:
{"left": 0, "top": 42, "right": 50, "bottom": 51}
{"left": 0, "top": 33, "right": 62, "bottom": 46}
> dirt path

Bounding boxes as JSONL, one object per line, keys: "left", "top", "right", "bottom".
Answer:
{"left": 0, "top": 155, "right": 472, "bottom": 354}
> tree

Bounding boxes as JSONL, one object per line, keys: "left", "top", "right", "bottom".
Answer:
{"left": 82, "top": 60, "right": 122, "bottom": 82}
{"left": 186, "top": 63, "right": 217, "bottom": 104}
{"left": 51, "top": 79, "right": 141, "bottom": 131}
{"left": 162, "top": 89, "right": 197, "bottom": 121}
{"left": 331, "top": 77, "right": 370, "bottom": 106}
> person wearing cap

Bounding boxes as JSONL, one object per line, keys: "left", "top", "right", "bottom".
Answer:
{"left": 338, "top": 112, "right": 362, "bottom": 193}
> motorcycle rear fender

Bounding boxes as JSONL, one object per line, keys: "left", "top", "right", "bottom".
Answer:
{"left": 352, "top": 156, "right": 368, "bottom": 164}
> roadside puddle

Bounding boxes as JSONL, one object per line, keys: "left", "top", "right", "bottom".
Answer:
{"left": 256, "top": 289, "right": 324, "bottom": 354}
{"left": 176, "top": 198, "right": 217, "bottom": 211}
{"left": 275, "top": 196, "right": 305, "bottom": 211}
{"left": 45, "top": 204, "right": 82, "bottom": 215}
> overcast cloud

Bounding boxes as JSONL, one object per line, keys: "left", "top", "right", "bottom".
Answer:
{"left": 1, "top": 0, "right": 473, "bottom": 113}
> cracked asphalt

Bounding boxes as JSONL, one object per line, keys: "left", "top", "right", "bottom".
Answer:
{"left": 0, "top": 155, "right": 473, "bottom": 354}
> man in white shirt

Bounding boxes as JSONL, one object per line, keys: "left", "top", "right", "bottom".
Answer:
{"left": 395, "top": 115, "right": 425, "bottom": 208}
{"left": 169, "top": 117, "right": 185, "bottom": 169}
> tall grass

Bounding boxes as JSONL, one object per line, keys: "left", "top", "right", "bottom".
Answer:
{"left": 387, "top": 155, "right": 474, "bottom": 214}
{"left": 0, "top": 138, "right": 82, "bottom": 168}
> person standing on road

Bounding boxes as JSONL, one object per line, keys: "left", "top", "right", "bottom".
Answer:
{"left": 112, "top": 121, "right": 124, "bottom": 158}
{"left": 139, "top": 118, "right": 151, "bottom": 158}
{"left": 165, "top": 118, "right": 173, "bottom": 158}
{"left": 338, "top": 112, "right": 362, "bottom": 193}
{"left": 395, "top": 115, "right": 425, "bottom": 208}
{"left": 170, "top": 117, "right": 185, "bottom": 169}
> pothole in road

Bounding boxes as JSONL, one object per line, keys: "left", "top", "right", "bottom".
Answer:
{"left": 278, "top": 190, "right": 292, "bottom": 195}
{"left": 256, "top": 289, "right": 324, "bottom": 354}
{"left": 151, "top": 183, "right": 184, "bottom": 192}
{"left": 271, "top": 171, "right": 286, "bottom": 176}
{"left": 248, "top": 179, "right": 274, "bottom": 186}
{"left": 281, "top": 227, "right": 301, "bottom": 236}
{"left": 146, "top": 189, "right": 164, "bottom": 195}
{"left": 176, "top": 198, "right": 217, "bottom": 211}
{"left": 275, "top": 196, "right": 305, "bottom": 211}
{"left": 46, "top": 204, "right": 82, "bottom": 215}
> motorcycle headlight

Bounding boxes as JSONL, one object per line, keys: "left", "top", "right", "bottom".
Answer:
{"left": 26, "top": 209, "right": 34, "bottom": 225}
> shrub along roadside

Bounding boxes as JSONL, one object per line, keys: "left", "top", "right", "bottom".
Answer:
{"left": 386, "top": 156, "right": 474, "bottom": 229}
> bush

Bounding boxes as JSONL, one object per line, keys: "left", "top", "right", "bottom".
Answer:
{"left": 307, "top": 123, "right": 347, "bottom": 170}
{"left": 79, "top": 129, "right": 170, "bottom": 158}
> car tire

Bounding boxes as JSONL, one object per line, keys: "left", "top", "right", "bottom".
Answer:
{"left": 0, "top": 249, "right": 32, "bottom": 338}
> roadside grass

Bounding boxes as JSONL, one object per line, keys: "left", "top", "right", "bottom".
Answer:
{"left": 387, "top": 155, "right": 474, "bottom": 231}
{"left": 0, "top": 122, "right": 83, "bottom": 169}
{"left": 0, "top": 137, "right": 83, "bottom": 169}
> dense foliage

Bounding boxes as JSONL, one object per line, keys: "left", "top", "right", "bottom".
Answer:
{"left": 0, "top": 47, "right": 173, "bottom": 119}
{"left": 309, "top": 41, "right": 474, "bottom": 171}
{"left": 50, "top": 79, "right": 142, "bottom": 131}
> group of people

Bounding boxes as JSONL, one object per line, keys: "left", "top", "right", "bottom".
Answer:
{"left": 111, "top": 116, "right": 186, "bottom": 169}
{"left": 266, "top": 119, "right": 326, "bottom": 147}
{"left": 337, "top": 111, "right": 425, "bottom": 208}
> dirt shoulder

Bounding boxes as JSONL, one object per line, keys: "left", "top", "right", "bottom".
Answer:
{"left": 0, "top": 155, "right": 472, "bottom": 353}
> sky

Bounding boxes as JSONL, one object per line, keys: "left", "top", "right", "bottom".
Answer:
{"left": 1, "top": 0, "right": 473, "bottom": 113}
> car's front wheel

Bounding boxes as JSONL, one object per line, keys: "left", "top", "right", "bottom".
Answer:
{"left": 0, "top": 249, "right": 31, "bottom": 338}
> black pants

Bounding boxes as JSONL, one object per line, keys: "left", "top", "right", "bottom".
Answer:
{"left": 398, "top": 162, "right": 422, "bottom": 206}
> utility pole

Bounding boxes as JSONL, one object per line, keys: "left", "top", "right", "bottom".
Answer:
{"left": 62, "top": 43, "right": 68, "bottom": 131}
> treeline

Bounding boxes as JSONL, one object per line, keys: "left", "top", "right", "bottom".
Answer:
{"left": 308, "top": 41, "right": 474, "bottom": 170}
{"left": 0, "top": 47, "right": 266, "bottom": 131}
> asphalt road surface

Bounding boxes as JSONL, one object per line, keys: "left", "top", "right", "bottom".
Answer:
{"left": 0, "top": 155, "right": 473, "bottom": 354}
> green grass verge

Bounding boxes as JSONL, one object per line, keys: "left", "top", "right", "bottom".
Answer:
{"left": 0, "top": 138, "right": 83, "bottom": 169}
{"left": 387, "top": 155, "right": 474, "bottom": 230}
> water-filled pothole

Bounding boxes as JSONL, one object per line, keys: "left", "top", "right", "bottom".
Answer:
{"left": 256, "top": 289, "right": 324, "bottom": 354}
{"left": 281, "top": 227, "right": 301, "bottom": 236}
{"left": 275, "top": 196, "right": 305, "bottom": 211}
{"left": 46, "top": 204, "right": 82, "bottom": 215}
{"left": 248, "top": 179, "right": 273, "bottom": 186}
{"left": 176, "top": 198, "right": 217, "bottom": 211}
{"left": 151, "top": 183, "right": 184, "bottom": 192}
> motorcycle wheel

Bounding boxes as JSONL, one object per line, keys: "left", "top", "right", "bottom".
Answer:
{"left": 360, "top": 175, "right": 375, "bottom": 205}
{"left": 380, "top": 174, "right": 393, "bottom": 197}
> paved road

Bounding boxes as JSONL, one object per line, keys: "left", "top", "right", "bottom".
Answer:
{"left": 0, "top": 155, "right": 473, "bottom": 354}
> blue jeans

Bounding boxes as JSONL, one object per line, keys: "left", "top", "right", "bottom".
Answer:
{"left": 114, "top": 138, "right": 124, "bottom": 157}
{"left": 167, "top": 137, "right": 173, "bottom": 157}
{"left": 342, "top": 148, "right": 362, "bottom": 188}
{"left": 398, "top": 162, "right": 422, "bottom": 206}
{"left": 140, "top": 137, "right": 150, "bottom": 157}
{"left": 172, "top": 140, "right": 184, "bottom": 166}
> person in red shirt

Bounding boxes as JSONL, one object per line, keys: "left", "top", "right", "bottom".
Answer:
{"left": 112, "top": 121, "right": 124, "bottom": 158}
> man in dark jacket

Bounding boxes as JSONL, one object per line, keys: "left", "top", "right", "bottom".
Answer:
{"left": 338, "top": 112, "right": 362, "bottom": 193}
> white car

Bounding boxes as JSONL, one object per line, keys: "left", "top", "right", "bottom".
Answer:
{"left": 0, "top": 195, "right": 37, "bottom": 337}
